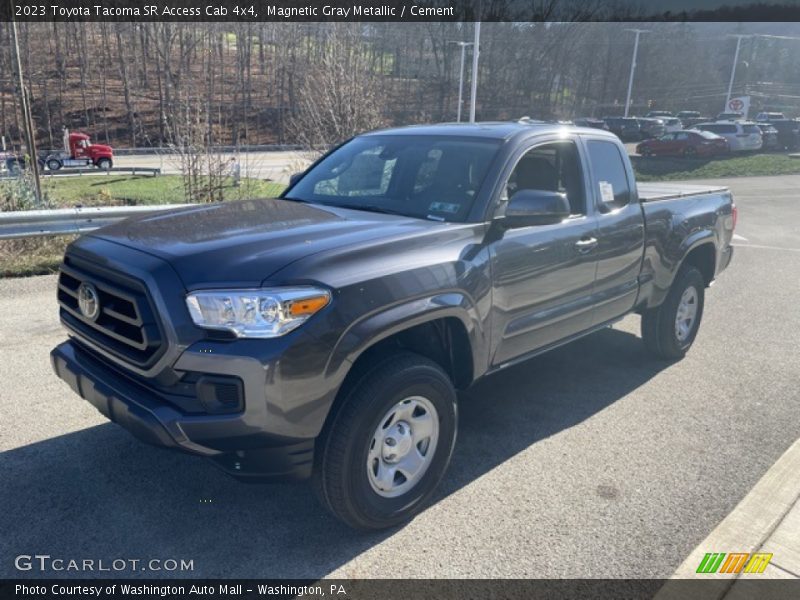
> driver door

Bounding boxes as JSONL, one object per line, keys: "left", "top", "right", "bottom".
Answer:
{"left": 489, "top": 139, "right": 599, "bottom": 367}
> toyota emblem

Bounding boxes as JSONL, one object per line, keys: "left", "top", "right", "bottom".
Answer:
{"left": 77, "top": 282, "right": 100, "bottom": 321}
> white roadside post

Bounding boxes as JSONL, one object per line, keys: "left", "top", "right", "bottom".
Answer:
{"left": 624, "top": 29, "right": 649, "bottom": 118}
{"left": 449, "top": 41, "right": 473, "bottom": 123}
{"left": 469, "top": 21, "right": 481, "bottom": 123}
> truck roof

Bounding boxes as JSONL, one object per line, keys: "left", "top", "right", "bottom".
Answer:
{"left": 362, "top": 121, "right": 616, "bottom": 142}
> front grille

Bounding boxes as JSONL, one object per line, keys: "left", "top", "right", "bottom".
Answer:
{"left": 57, "top": 255, "right": 165, "bottom": 368}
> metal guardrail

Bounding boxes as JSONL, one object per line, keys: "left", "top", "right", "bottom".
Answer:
{"left": 0, "top": 204, "right": 191, "bottom": 240}
{"left": 112, "top": 144, "right": 304, "bottom": 156}
{"left": 0, "top": 166, "right": 161, "bottom": 180}
{"left": 43, "top": 167, "right": 161, "bottom": 177}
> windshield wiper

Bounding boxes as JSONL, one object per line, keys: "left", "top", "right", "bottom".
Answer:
{"left": 329, "top": 203, "right": 409, "bottom": 217}
{"left": 282, "top": 196, "right": 316, "bottom": 204}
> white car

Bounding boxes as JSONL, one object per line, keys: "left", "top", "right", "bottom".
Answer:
{"left": 693, "top": 121, "right": 763, "bottom": 152}
{"left": 756, "top": 112, "right": 785, "bottom": 122}
{"left": 663, "top": 117, "right": 683, "bottom": 133}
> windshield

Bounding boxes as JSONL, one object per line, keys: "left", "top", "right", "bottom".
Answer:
{"left": 285, "top": 135, "right": 500, "bottom": 222}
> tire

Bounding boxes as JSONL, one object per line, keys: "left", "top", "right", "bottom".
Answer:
{"left": 642, "top": 266, "right": 705, "bottom": 360}
{"left": 46, "top": 158, "right": 62, "bottom": 171}
{"left": 312, "top": 351, "right": 458, "bottom": 530}
{"left": 96, "top": 158, "right": 112, "bottom": 170}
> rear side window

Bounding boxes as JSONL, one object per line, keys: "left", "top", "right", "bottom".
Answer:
{"left": 707, "top": 124, "right": 736, "bottom": 134}
{"left": 586, "top": 140, "right": 631, "bottom": 210}
{"left": 743, "top": 124, "right": 761, "bottom": 134}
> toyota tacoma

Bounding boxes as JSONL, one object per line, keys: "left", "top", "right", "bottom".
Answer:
{"left": 51, "top": 122, "right": 735, "bottom": 529}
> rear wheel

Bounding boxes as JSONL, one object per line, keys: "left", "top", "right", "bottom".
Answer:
{"left": 642, "top": 266, "right": 705, "bottom": 360}
{"left": 46, "top": 158, "right": 62, "bottom": 171}
{"left": 312, "top": 352, "right": 458, "bottom": 530}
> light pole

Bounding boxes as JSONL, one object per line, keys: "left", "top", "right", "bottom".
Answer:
{"left": 624, "top": 29, "right": 649, "bottom": 118}
{"left": 469, "top": 21, "right": 481, "bottom": 123}
{"left": 725, "top": 34, "right": 750, "bottom": 112}
{"left": 449, "top": 41, "right": 473, "bottom": 122}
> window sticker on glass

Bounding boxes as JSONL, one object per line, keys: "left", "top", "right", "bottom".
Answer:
{"left": 598, "top": 181, "right": 615, "bottom": 204}
{"left": 428, "top": 202, "right": 460, "bottom": 214}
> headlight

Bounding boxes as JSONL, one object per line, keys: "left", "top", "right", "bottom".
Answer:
{"left": 185, "top": 287, "right": 330, "bottom": 338}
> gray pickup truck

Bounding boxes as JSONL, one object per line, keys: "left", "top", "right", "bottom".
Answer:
{"left": 51, "top": 122, "right": 735, "bottom": 529}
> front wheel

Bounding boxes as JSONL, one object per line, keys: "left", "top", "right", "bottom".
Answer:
{"left": 96, "top": 158, "right": 112, "bottom": 170}
{"left": 642, "top": 265, "right": 705, "bottom": 359}
{"left": 312, "top": 352, "right": 458, "bottom": 530}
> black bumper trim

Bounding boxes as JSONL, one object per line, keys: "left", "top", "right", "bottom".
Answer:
{"left": 51, "top": 340, "right": 315, "bottom": 481}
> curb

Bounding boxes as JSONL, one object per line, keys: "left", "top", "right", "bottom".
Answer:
{"left": 655, "top": 438, "right": 800, "bottom": 599}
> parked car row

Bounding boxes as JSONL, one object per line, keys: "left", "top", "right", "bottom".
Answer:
{"left": 635, "top": 120, "right": 800, "bottom": 157}
{"left": 529, "top": 109, "right": 799, "bottom": 153}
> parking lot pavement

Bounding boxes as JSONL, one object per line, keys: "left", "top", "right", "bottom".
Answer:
{"left": 1, "top": 175, "right": 799, "bottom": 579}
{"left": 662, "top": 437, "right": 800, "bottom": 590}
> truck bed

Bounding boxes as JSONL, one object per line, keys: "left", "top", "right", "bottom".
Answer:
{"left": 637, "top": 182, "right": 729, "bottom": 202}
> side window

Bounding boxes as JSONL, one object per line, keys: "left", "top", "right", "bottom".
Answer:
{"left": 661, "top": 133, "right": 675, "bottom": 141}
{"left": 676, "top": 132, "right": 689, "bottom": 141}
{"left": 504, "top": 141, "right": 585, "bottom": 215}
{"left": 586, "top": 140, "right": 631, "bottom": 210}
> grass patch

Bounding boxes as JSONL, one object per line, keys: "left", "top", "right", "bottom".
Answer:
{"left": 0, "top": 235, "right": 77, "bottom": 278}
{"left": 632, "top": 152, "right": 800, "bottom": 182}
{"left": 26, "top": 174, "right": 286, "bottom": 207}
{"left": 1, "top": 175, "right": 286, "bottom": 278}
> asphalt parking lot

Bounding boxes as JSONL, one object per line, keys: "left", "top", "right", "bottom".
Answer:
{"left": 1, "top": 175, "right": 799, "bottom": 579}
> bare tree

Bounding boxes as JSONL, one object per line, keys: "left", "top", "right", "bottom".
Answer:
{"left": 289, "top": 25, "right": 386, "bottom": 151}
{"left": 166, "top": 93, "right": 229, "bottom": 204}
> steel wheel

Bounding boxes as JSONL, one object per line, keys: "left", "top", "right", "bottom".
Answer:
{"left": 367, "top": 395, "right": 439, "bottom": 498}
{"left": 642, "top": 265, "right": 705, "bottom": 360}
{"left": 674, "top": 286, "right": 699, "bottom": 342}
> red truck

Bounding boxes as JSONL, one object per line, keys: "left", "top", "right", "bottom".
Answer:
{"left": 43, "top": 132, "right": 113, "bottom": 171}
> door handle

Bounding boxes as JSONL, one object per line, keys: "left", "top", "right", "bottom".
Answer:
{"left": 575, "top": 237, "right": 598, "bottom": 253}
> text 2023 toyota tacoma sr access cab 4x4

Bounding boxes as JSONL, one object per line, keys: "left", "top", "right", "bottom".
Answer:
{"left": 51, "top": 122, "right": 735, "bottom": 529}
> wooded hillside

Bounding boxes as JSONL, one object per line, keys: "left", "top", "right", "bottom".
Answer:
{"left": 1, "top": 21, "right": 799, "bottom": 149}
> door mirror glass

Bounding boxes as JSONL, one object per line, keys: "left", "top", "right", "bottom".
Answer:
{"left": 502, "top": 190, "right": 571, "bottom": 228}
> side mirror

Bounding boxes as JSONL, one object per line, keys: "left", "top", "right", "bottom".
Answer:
{"left": 502, "top": 190, "right": 571, "bottom": 228}
{"left": 289, "top": 172, "right": 305, "bottom": 186}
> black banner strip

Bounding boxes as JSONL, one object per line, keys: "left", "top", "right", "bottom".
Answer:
{"left": 2, "top": 579, "right": 800, "bottom": 600}
{"left": 3, "top": 0, "right": 800, "bottom": 23}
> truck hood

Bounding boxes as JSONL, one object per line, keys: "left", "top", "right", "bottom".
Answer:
{"left": 88, "top": 144, "right": 112, "bottom": 153}
{"left": 89, "top": 198, "right": 439, "bottom": 289}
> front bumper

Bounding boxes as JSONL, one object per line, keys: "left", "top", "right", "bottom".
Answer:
{"left": 51, "top": 340, "right": 314, "bottom": 481}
